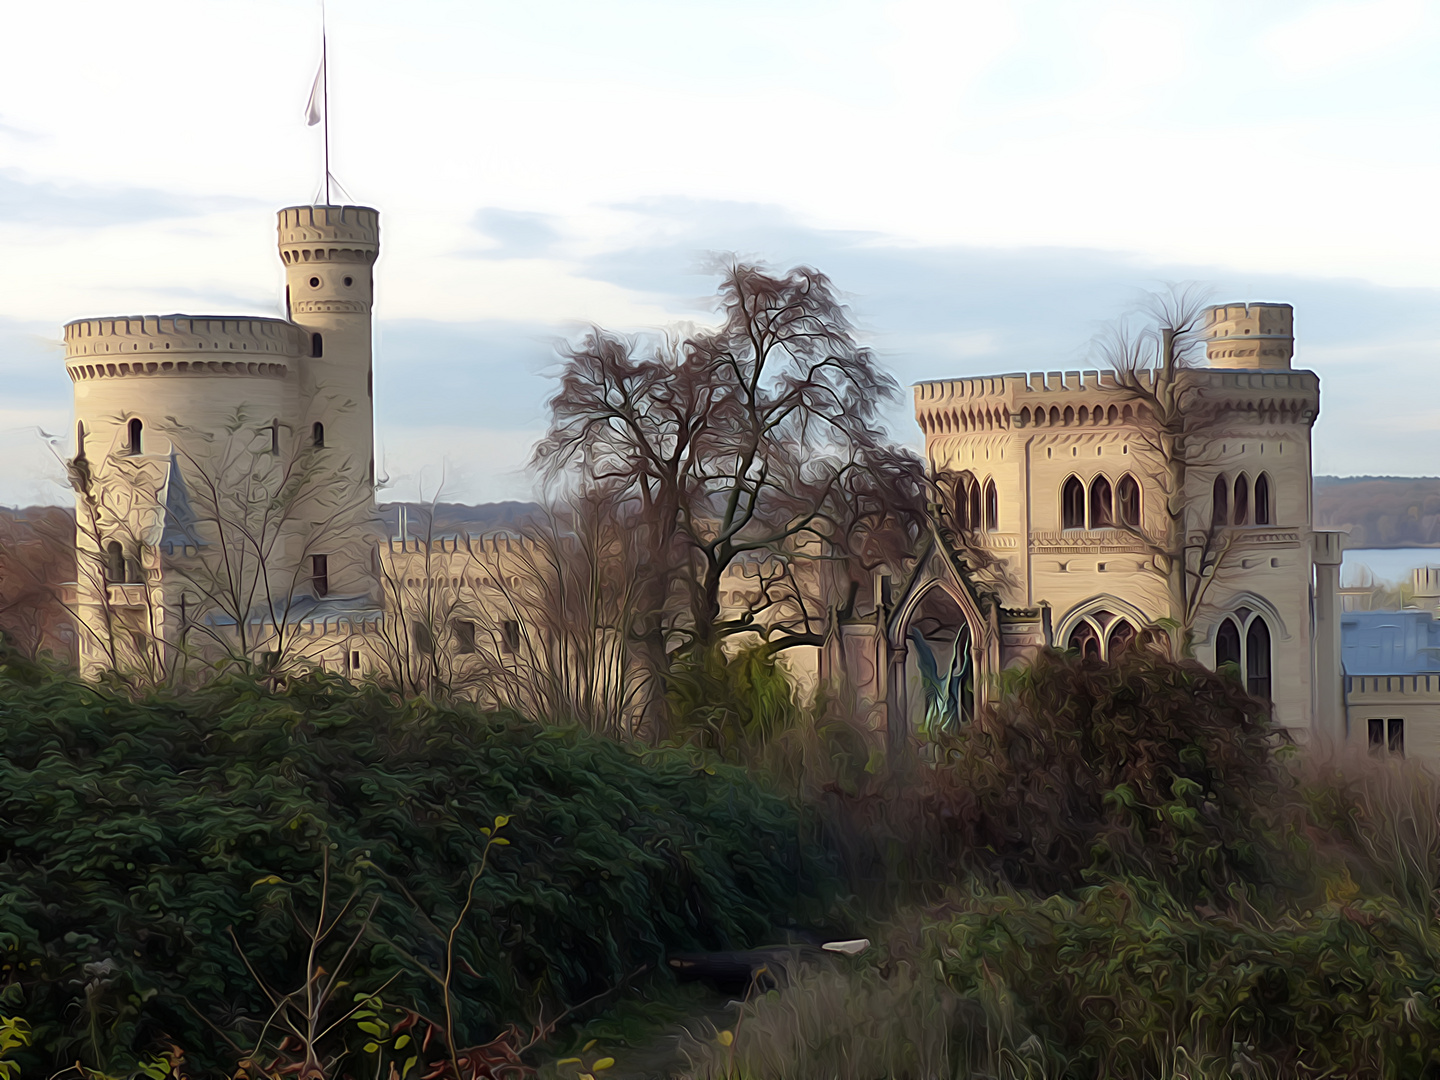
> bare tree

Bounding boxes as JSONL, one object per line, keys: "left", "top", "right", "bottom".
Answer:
{"left": 0, "top": 506, "right": 76, "bottom": 663}
{"left": 534, "top": 263, "right": 929, "bottom": 674}
{"left": 1098, "top": 285, "right": 1236, "bottom": 653}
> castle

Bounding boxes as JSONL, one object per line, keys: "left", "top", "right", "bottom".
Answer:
{"left": 63, "top": 202, "right": 1365, "bottom": 749}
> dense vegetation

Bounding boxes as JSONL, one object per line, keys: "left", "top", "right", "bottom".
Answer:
{"left": 0, "top": 644, "right": 833, "bottom": 1078}
{"left": 6, "top": 638, "right": 1440, "bottom": 1078}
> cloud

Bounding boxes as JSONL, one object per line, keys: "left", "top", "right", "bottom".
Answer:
{"left": 466, "top": 208, "right": 564, "bottom": 260}
{"left": 0, "top": 169, "right": 249, "bottom": 228}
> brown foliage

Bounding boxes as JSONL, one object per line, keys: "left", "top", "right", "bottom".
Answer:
{"left": 0, "top": 505, "right": 75, "bottom": 662}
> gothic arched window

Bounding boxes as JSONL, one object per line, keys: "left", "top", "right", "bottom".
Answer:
{"left": 1068, "top": 620, "right": 1101, "bottom": 659}
{"left": 1107, "top": 619, "right": 1136, "bottom": 656}
{"left": 1254, "top": 473, "right": 1271, "bottom": 525}
{"left": 1246, "top": 616, "right": 1272, "bottom": 699}
{"left": 1215, "top": 617, "right": 1241, "bottom": 673}
{"left": 1062, "top": 476, "right": 1085, "bottom": 530}
{"left": 953, "top": 478, "right": 969, "bottom": 529}
{"left": 968, "top": 482, "right": 982, "bottom": 534}
{"left": 1089, "top": 475, "right": 1113, "bottom": 528}
{"left": 1117, "top": 474, "right": 1140, "bottom": 527}
{"left": 984, "top": 480, "right": 998, "bottom": 531}
{"left": 1234, "top": 474, "right": 1250, "bottom": 525}
{"left": 1212, "top": 474, "right": 1229, "bottom": 529}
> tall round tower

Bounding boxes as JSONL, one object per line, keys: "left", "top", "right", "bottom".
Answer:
{"left": 277, "top": 204, "right": 380, "bottom": 598}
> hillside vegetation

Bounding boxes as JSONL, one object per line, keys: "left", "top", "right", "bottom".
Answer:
{"left": 1316, "top": 474, "right": 1440, "bottom": 547}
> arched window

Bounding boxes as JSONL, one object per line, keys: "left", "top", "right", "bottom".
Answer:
{"left": 75, "top": 421, "right": 85, "bottom": 458}
{"left": 968, "top": 482, "right": 982, "bottom": 534}
{"left": 1246, "top": 616, "right": 1272, "bottom": 699}
{"left": 1107, "top": 619, "right": 1136, "bottom": 656}
{"left": 1233, "top": 474, "right": 1250, "bottom": 525}
{"left": 1068, "top": 621, "right": 1101, "bottom": 659}
{"left": 1254, "top": 473, "right": 1271, "bottom": 525}
{"left": 1117, "top": 474, "right": 1140, "bottom": 527}
{"left": 1215, "top": 617, "right": 1241, "bottom": 674}
{"left": 1062, "top": 476, "right": 1085, "bottom": 529}
{"left": 311, "top": 332, "right": 323, "bottom": 358}
{"left": 1089, "top": 475, "right": 1113, "bottom": 528}
{"left": 127, "top": 417, "right": 143, "bottom": 455}
{"left": 270, "top": 418, "right": 280, "bottom": 455}
{"left": 105, "top": 540, "right": 124, "bottom": 583}
{"left": 312, "top": 421, "right": 325, "bottom": 448}
{"left": 984, "top": 479, "right": 998, "bottom": 531}
{"left": 954, "top": 478, "right": 970, "bottom": 529}
{"left": 1212, "top": 474, "right": 1228, "bottom": 528}
{"left": 1063, "top": 405, "right": 1074, "bottom": 424}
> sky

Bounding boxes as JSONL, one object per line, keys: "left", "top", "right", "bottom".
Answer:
{"left": 2, "top": 0, "right": 1439, "bottom": 506}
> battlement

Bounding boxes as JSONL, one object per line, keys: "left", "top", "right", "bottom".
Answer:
{"left": 1205, "top": 302, "right": 1293, "bottom": 370}
{"left": 64, "top": 315, "right": 304, "bottom": 379}
{"left": 278, "top": 205, "right": 379, "bottom": 265}
{"left": 914, "top": 367, "right": 1319, "bottom": 437}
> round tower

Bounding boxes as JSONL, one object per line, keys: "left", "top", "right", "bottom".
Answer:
{"left": 1204, "top": 302, "right": 1294, "bottom": 370}
{"left": 277, "top": 205, "right": 380, "bottom": 598}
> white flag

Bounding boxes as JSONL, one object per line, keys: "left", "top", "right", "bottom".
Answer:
{"left": 305, "top": 54, "right": 325, "bottom": 126}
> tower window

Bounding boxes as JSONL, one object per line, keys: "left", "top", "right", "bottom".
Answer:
{"left": 311, "top": 332, "right": 323, "bottom": 358}
{"left": 312, "top": 421, "right": 325, "bottom": 448}
{"left": 1089, "top": 475, "right": 1113, "bottom": 528}
{"left": 953, "top": 478, "right": 970, "bottom": 529}
{"left": 343, "top": 276, "right": 353, "bottom": 286}
{"left": 501, "top": 619, "right": 521, "bottom": 654}
{"left": 312, "top": 554, "right": 329, "bottom": 597}
{"left": 76, "top": 421, "right": 85, "bottom": 458}
{"left": 309, "top": 276, "right": 320, "bottom": 288}
{"left": 453, "top": 620, "right": 476, "bottom": 654}
{"left": 1234, "top": 474, "right": 1250, "bottom": 525}
{"left": 1062, "top": 476, "right": 1085, "bottom": 530}
{"left": 105, "top": 540, "right": 125, "bottom": 582}
{"left": 1254, "top": 473, "right": 1271, "bottom": 525}
{"left": 270, "top": 418, "right": 280, "bottom": 455}
{"left": 1117, "top": 474, "right": 1140, "bottom": 527}
{"left": 1245, "top": 615, "right": 1271, "bottom": 700}
{"left": 968, "top": 481, "right": 981, "bottom": 533}
{"left": 1212, "top": 474, "right": 1228, "bottom": 529}
{"left": 984, "top": 479, "right": 998, "bottom": 531}
{"left": 127, "top": 417, "right": 143, "bottom": 455}
{"left": 1215, "top": 617, "right": 1241, "bottom": 673}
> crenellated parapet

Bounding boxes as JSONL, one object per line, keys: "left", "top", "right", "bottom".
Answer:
{"left": 64, "top": 315, "right": 304, "bottom": 382}
{"left": 277, "top": 205, "right": 379, "bottom": 267}
{"left": 915, "top": 366, "right": 1318, "bottom": 438}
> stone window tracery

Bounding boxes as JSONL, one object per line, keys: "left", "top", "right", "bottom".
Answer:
{"left": 1089, "top": 475, "right": 1114, "bottom": 528}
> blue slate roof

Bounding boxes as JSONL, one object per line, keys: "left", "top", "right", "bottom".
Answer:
{"left": 1341, "top": 609, "right": 1440, "bottom": 676}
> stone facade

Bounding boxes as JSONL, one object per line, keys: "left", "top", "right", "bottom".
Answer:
{"left": 61, "top": 204, "right": 1350, "bottom": 747}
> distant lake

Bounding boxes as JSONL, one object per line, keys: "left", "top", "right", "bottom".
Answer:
{"left": 1342, "top": 547, "right": 1440, "bottom": 586}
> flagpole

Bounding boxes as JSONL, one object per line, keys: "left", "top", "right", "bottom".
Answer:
{"left": 322, "top": 21, "right": 330, "bottom": 206}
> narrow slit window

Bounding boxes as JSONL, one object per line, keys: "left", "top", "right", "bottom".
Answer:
{"left": 312, "top": 553, "right": 329, "bottom": 597}
{"left": 311, "top": 332, "right": 323, "bottom": 358}
{"left": 1254, "top": 473, "right": 1271, "bottom": 525}
{"left": 984, "top": 480, "right": 998, "bottom": 531}
{"left": 312, "top": 421, "right": 325, "bottom": 448}
{"left": 128, "top": 417, "right": 143, "bottom": 455}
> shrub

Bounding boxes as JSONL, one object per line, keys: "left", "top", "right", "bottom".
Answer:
{"left": 934, "top": 648, "right": 1300, "bottom": 903}
{"left": 0, "top": 661, "right": 834, "bottom": 1076}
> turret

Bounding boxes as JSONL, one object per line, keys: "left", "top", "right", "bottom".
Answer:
{"left": 278, "top": 204, "right": 380, "bottom": 599}
{"left": 1204, "top": 302, "right": 1294, "bottom": 370}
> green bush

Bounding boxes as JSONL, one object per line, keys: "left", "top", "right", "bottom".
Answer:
{"left": 0, "top": 659, "right": 834, "bottom": 1076}
{"left": 933, "top": 648, "right": 1302, "bottom": 903}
